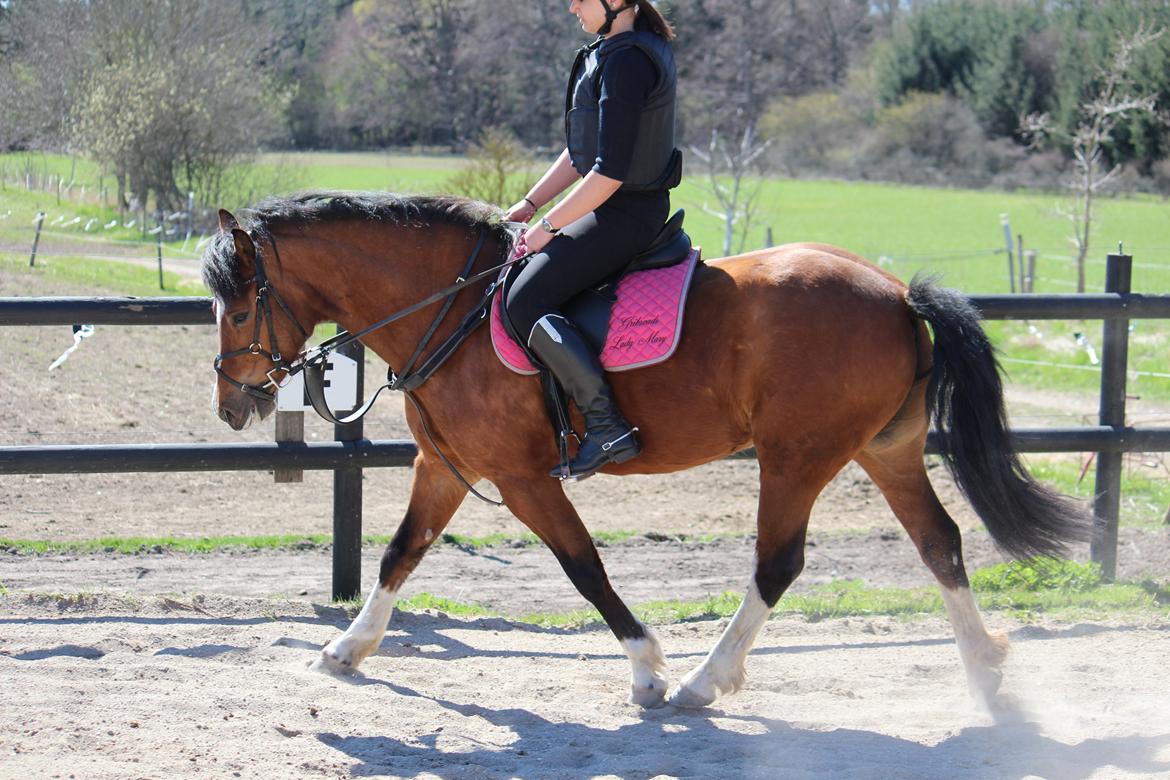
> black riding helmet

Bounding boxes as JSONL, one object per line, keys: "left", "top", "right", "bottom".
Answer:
{"left": 597, "top": 0, "right": 637, "bottom": 35}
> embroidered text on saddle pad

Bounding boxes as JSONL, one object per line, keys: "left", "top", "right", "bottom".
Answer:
{"left": 491, "top": 248, "right": 701, "bottom": 375}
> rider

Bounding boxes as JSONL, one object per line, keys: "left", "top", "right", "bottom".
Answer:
{"left": 504, "top": 0, "right": 681, "bottom": 481}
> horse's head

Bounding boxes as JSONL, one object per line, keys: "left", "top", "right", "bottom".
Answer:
{"left": 204, "top": 209, "right": 311, "bottom": 430}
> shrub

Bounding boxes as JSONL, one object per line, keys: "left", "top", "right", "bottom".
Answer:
{"left": 761, "top": 91, "right": 867, "bottom": 176}
{"left": 970, "top": 558, "right": 1102, "bottom": 594}
{"left": 446, "top": 127, "right": 536, "bottom": 209}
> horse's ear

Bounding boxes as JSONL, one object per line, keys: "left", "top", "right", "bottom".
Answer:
{"left": 218, "top": 209, "right": 239, "bottom": 232}
{"left": 231, "top": 228, "right": 256, "bottom": 278}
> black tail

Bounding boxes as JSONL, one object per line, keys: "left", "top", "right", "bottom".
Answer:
{"left": 906, "top": 276, "right": 1093, "bottom": 560}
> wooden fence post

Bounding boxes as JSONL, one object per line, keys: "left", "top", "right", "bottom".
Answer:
{"left": 156, "top": 212, "right": 165, "bottom": 290}
{"left": 332, "top": 340, "right": 365, "bottom": 601}
{"left": 1091, "top": 250, "right": 1132, "bottom": 580}
{"left": 1000, "top": 214, "right": 1016, "bottom": 293}
{"left": 29, "top": 212, "right": 45, "bottom": 267}
{"left": 274, "top": 411, "right": 305, "bottom": 483}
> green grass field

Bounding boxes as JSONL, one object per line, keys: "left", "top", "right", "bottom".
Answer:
{"left": 4, "top": 149, "right": 1169, "bottom": 292}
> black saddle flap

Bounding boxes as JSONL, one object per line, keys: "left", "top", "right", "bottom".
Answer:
{"left": 628, "top": 209, "right": 691, "bottom": 272}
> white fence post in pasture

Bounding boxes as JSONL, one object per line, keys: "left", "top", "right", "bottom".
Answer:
{"left": 1017, "top": 233, "right": 1026, "bottom": 292}
{"left": 186, "top": 192, "right": 195, "bottom": 245}
{"left": 1025, "top": 250, "right": 1037, "bottom": 293}
{"left": 29, "top": 212, "right": 46, "bottom": 268}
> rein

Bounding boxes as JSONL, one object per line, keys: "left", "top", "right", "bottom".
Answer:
{"left": 214, "top": 226, "right": 526, "bottom": 506}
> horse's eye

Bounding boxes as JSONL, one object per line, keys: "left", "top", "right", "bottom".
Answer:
{"left": 231, "top": 312, "right": 249, "bottom": 326}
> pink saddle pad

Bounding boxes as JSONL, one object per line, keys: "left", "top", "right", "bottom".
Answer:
{"left": 491, "top": 248, "right": 701, "bottom": 375}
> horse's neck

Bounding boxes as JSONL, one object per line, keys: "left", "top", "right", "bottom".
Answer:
{"left": 278, "top": 222, "right": 495, "bottom": 372}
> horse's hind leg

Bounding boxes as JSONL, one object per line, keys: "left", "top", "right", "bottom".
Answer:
{"left": 312, "top": 452, "right": 469, "bottom": 675}
{"left": 856, "top": 444, "right": 1008, "bottom": 707}
{"left": 495, "top": 478, "right": 669, "bottom": 708}
{"left": 669, "top": 454, "right": 822, "bottom": 709}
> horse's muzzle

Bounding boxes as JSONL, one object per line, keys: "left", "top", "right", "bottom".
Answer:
{"left": 217, "top": 395, "right": 274, "bottom": 431}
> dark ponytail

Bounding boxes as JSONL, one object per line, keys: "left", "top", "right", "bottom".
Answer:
{"left": 634, "top": 0, "right": 676, "bottom": 41}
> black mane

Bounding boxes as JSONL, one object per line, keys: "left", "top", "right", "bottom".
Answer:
{"left": 200, "top": 191, "right": 507, "bottom": 301}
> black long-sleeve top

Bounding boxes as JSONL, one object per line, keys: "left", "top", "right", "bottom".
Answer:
{"left": 592, "top": 46, "right": 658, "bottom": 182}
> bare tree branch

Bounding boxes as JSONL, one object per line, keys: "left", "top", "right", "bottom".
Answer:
{"left": 1019, "top": 25, "right": 1165, "bottom": 292}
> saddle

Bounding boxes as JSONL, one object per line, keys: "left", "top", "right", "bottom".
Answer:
{"left": 492, "top": 209, "right": 701, "bottom": 374}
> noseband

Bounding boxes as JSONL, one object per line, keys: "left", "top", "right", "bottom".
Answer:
{"left": 212, "top": 234, "right": 309, "bottom": 403}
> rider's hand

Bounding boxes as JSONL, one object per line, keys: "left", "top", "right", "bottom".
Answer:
{"left": 522, "top": 225, "right": 554, "bottom": 255}
{"left": 511, "top": 233, "right": 529, "bottom": 259}
{"left": 504, "top": 199, "right": 537, "bottom": 224}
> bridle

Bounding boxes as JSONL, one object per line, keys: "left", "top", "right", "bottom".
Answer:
{"left": 212, "top": 234, "right": 309, "bottom": 404}
{"left": 213, "top": 227, "right": 518, "bottom": 408}
{"left": 211, "top": 226, "right": 526, "bottom": 506}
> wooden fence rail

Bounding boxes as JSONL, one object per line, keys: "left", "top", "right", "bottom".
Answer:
{"left": 2, "top": 251, "right": 1169, "bottom": 593}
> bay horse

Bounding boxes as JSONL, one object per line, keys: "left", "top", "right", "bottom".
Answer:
{"left": 203, "top": 192, "right": 1089, "bottom": 710}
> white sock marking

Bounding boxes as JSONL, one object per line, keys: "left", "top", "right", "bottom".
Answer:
{"left": 674, "top": 580, "right": 771, "bottom": 706}
{"left": 316, "top": 582, "right": 398, "bottom": 672}
{"left": 621, "top": 632, "right": 668, "bottom": 706}
{"left": 940, "top": 585, "right": 1008, "bottom": 702}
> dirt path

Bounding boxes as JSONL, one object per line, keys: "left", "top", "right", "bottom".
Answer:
{"left": 1, "top": 593, "right": 1168, "bottom": 779}
{"left": 1, "top": 232, "right": 204, "bottom": 280}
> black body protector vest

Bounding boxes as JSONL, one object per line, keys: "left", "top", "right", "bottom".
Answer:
{"left": 565, "top": 31, "right": 683, "bottom": 192}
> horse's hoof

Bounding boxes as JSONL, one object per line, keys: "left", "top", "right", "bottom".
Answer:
{"left": 630, "top": 683, "right": 668, "bottom": 709}
{"left": 310, "top": 648, "right": 356, "bottom": 677}
{"left": 968, "top": 667, "right": 1004, "bottom": 709}
{"left": 667, "top": 684, "right": 715, "bottom": 709}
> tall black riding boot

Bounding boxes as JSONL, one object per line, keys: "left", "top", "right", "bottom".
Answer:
{"left": 528, "top": 314, "right": 641, "bottom": 480}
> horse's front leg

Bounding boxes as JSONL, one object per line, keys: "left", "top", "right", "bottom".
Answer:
{"left": 497, "top": 478, "right": 669, "bottom": 708}
{"left": 312, "top": 453, "right": 470, "bottom": 674}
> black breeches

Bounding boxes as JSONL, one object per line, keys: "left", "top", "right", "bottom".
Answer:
{"left": 505, "top": 192, "right": 669, "bottom": 343}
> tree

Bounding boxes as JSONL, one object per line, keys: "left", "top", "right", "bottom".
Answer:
{"left": 1050, "top": 0, "right": 1170, "bottom": 170}
{"left": 1023, "top": 26, "right": 1165, "bottom": 292}
{"left": 0, "top": 1, "right": 93, "bottom": 150}
{"left": 675, "top": 0, "right": 872, "bottom": 252}
{"left": 690, "top": 124, "right": 771, "bottom": 256}
{"left": 251, "top": 0, "right": 349, "bottom": 149}
{"left": 3, "top": 0, "right": 287, "bottom": 211}
{"left": 326, "top": 0, "right": 577, "bottom": 149}
{"left": 875, "top": 0, "right": 1051, "bottom": 137}
{"left": 77, "top": 1, "right": 286, "bottom": 211}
